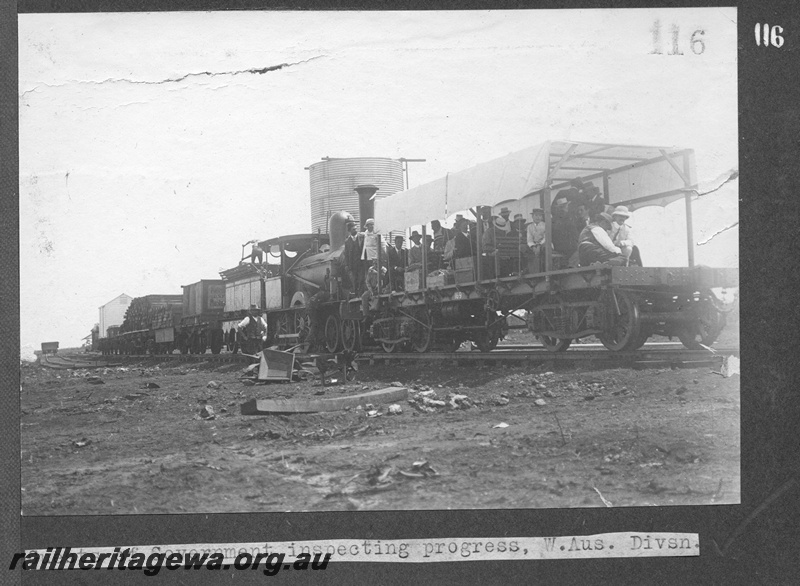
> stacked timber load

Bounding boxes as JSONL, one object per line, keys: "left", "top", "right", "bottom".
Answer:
{"left": 120, "top": 295, "right": 182, "bottom": 333}
{"left": 151, "top": 304, "right": 183, "bottom": 330}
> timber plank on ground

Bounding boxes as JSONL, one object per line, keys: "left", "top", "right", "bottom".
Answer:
{"left": 240, "top": 386, "right": 408, "bottom": 415}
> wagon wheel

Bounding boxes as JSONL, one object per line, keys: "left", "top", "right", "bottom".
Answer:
{"left": 599, "top": 289, "right": 642, "bottom": 351}
{"left": 678, "top": 303, "right": 726, "bottom": 350}
{"left": 474, "top": 331, "right": 499, "bottom": 353}
{"left": 411, "top": 311, "right": 433, "bottom": 353}
{"left": 628, "top": 324, "right": 653, "bottom": 351}
{"left": 324, "top": 314, "right": 342, "bottom": 353}
{"left": 341, "top": 319, "right": 361, "bottom": 352}
{"left": 539, "top": 336, "right": 572, "bottom": 352}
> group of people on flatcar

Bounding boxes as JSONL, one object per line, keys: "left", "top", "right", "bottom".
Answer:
{"left": 337, "top": 180, "right": 641, "bottom": 308}
{"left": 551, "top": 178, "right": 642, "bottom": 268}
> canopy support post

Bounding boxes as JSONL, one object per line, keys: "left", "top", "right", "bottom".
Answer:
{"left": 420, "top": 226, "right": 428, "bottom": 289}
{"left": 544, "top": 187, "right": 552, "bottom": 273}
{"left": 376, "top": 235, "right": 383, "bottom": 296}
{"left": 475, "top": 211, "right": 483, "bottom": 282}
{"left": 683, "top": 152, "right": 695, "bottom": 267}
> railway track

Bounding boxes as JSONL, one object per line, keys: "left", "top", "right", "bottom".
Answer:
{"left": 42, "top": 342, "right": 738, "bottom": 371}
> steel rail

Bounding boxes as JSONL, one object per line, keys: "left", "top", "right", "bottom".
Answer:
{"left": 45, "top": 343, "right": 738, "bottom": 370}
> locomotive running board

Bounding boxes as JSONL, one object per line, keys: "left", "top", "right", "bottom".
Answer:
{"left": 240, "top": 386, "right": 408, "bottom": 415}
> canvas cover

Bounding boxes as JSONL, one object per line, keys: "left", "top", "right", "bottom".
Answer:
{"left": 374, "top": 141, "right": 696, "bottom": 232}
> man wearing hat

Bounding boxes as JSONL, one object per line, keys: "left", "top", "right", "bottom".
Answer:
{"left": 406, "top": 230, "right": 424, "bottom": 271}
{"left": 610, "top": 206, "right": 642, "bottom": 266}
{"left": 577, "top": 213, "right": 627, "bottom": 267}
{"left": 236, "top": 304, "right": 268, "bottom": 355}
{"left": 343, "top": 219, "right": 361, "bottom": 295}
{"left": 387, "top": 234, "right": 407, "bottom": 291}
{"left": 526, "top": 208, "right": 546, "bottom": 273}
{"left": 359, "top": 218, "right": 386, "bottom": 292}
{"left": 453, "top": 214, "right": 473, "bottom": 260}
{"left": 494, "top": 206, "right": 512, "bottom": 234}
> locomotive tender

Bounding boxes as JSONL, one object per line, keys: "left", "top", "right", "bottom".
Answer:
{"left": 99, "top": 141, "right": 738, "bottom": 356}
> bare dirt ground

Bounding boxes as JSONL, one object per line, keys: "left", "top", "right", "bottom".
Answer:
{"left": 20, "top": 332, "right": 740, "bottom": 515}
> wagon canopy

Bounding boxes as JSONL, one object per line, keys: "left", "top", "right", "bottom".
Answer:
{"left": 374, "top": 141, "right": 696, "bottom": 232}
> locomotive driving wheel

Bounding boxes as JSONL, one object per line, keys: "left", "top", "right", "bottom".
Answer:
{"left": 324, "top": 314, "right": 342, "bottom": 353}
{"left": 599, "top": 289, "right": 642, "bottom": 351}
{"left": 411, "top": 311, "right": 433, "bottom": 353}
{"left": 294, "top": 311, "right": 311, "bottom": 343}
{"left": 341, "top": 319, "right": 360, "bottom": 352}
{"left": 274, "top": 313, "right": 291, "bottom": 345}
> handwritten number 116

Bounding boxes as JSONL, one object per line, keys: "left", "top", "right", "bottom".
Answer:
{"left": 650, "top": 20, "right": 705, "bottom": 55}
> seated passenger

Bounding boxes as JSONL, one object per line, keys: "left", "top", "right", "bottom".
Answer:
{"left": 387, "top": 235, "right": 406, "bottom": 291}
{"left": 551, "top": 203, "right": 578, "bottom": 263}
{"left": 494, "top": 207, "right": 512, "bottom": 234}
{"left": 406, "top": 231, "right": 423, "bottom": 271}
{"left": 430, "top": 220, "right": 451, "bottom": 256}
{"left": 578, "top": 213, "right": 627, "bottom": 267}
{"left": 452, "top": 215, "right": 474, "bottom": 260}
{"left": 526, "top": 208, "right": 545, "bottom": 274}
{"left": 610, "top": 206, "right": 642, "bottom": 266}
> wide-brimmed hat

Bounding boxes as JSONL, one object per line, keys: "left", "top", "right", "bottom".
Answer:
{"left": 409, "top": 231, "right": 422, "bottom": 242}
{"left": 530, "top": 208, "right": 544, "bottom": 215}
{"left": 596, "top": 212, "right": 614, "bottom": 226}
{"left": 249, "top": 304, "right": 260, "bottom": 312}
{"left": 611, "top": 205, "right": 631, "bottom": 218}
{"left": 364, "top": 218, "right": 375, "bottom": 226}
{"left": 513, "top": 213, "right": 524, "bottom": 222}
{"left": 499, "top": 206, "right": 511, "bottom": 216}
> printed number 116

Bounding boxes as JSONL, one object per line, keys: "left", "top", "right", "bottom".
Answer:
{"left": 650, "top": 20, "right": 705, "bottom": 55}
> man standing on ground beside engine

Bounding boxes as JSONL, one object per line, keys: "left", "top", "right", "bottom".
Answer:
{"left": 236, "top": 305, "right": 268, "bottom": 355}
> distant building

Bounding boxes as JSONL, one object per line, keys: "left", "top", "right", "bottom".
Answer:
{"left": 99, "top": 293, "right": 133, "bottom": 338}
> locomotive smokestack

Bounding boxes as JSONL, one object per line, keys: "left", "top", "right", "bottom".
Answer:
{"left": 354, "top": 184, "right": 379, "bottom": 228}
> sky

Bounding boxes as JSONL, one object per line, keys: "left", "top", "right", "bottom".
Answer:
{"left": 18, "top": 8, "right": 738, "bottom": 351}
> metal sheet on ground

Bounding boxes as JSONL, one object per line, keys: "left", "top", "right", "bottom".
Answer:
{"left": 240, "top": 386, "right": 408, "bottom": 415}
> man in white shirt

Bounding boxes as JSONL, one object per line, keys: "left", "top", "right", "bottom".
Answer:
{"left": 610, "top": 206, "right": 642, "bottom": 266}
{"left": 237, "top": 305, "right": 268, "bottom": 354}
{"left": 577, "top": 213, "right": 627, "bottom": 267}
{"left": 526, "top": 208, "right": 546, "bottom": 273}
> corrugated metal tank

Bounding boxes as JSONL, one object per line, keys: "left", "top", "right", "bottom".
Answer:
{"left": 308, "top": 157, "right": 405, "bottom": 233}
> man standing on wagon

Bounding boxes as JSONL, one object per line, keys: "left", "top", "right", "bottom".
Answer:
{"left": 359, "top": 218, "right": 385, "bottom": 290}
{"left": 526, "top": 208, "right": 546, "bottom": 274}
